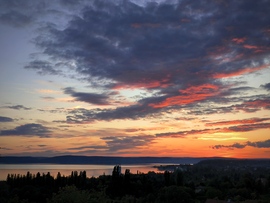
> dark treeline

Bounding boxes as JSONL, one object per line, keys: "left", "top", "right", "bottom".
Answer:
{"left": 1, "top": 160, "right": 270, "bottom": 203}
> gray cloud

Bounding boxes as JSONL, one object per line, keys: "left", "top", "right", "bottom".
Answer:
{"left": 67, "top": 145, "right": 107, "bottom": 151}
{"left": 63, "top": 87, "right": 111, "bottom": 105}
{"left": 0, "top": 116, "right": 14, "bottom": 122}
{"left": 261, "top": 83, "right": 270, "bottom": 91}
{"left": 101, "top": 135, "right": 155, "bottom": 152}
{"left": 0, "top": 123, "right": 52, "bottom": 137}
{"left": 212, "top": 139, "right": 270, "bottom": 149}
{"left": 66, "top": 134, "right": 155, "bottom": 153}
{"left": 0, "top": 10, "right": 32, "bottom": 27}
{"left": 0, "top": 147, "right": 12, "bottom": 150}
{"left": 66, "top": 103, "right": 165, "bottom": 123}
{"left": 247, "top": 140, "right": 270, "bottom": 148}
{"left": 24, "top": 60, "right": 61, "bottom": 75}
{"left": 227, "top": 123, "right": 270, "bottom": 132}
{"left": 3, "top": 105, "right": 31, "bottom": 110}
{"left": 41, "top": 96, "right": 55, "bottom": 100}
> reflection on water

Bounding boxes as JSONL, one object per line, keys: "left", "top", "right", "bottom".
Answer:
{"left": 0, "top": 164, "right": 159, "bottom": 181}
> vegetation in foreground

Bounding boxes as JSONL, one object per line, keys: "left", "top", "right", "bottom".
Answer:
{"left": 0, "top": 159, "right": 270, "bottom": 203}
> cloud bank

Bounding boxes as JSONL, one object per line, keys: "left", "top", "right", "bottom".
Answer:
{"left": 0, "top": 116, "right": 14, "bottom": 122}
{"left": 21, "top": 0, "right": 270, "bottom": 122}
{"left": 0, "top": 123, "right": 51, "bottom": 137}
{"left": 212, "top": 139, "right": 270, "bottom": 149}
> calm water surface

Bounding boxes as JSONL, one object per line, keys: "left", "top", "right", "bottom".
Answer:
{"left": 0, "top": 164, "right": 160, "bottom": 180}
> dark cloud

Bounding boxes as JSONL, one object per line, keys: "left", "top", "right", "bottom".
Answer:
{"left": 156, "top": 123, "right": 270, "bottom": 138}
{"left": 227, "top": 123, "right": 270, "bottom": 132}
{"left": 66, "top": 103, "right": 165, "bottom": 123}
{"left": 67, "top": 145, "right": 107, "bottom": 151}
{"left": 101, "top": 135, "right": 155, "bottom": 152}
{"left": 0, "top": 10, "right": 32, "bottom": 27}
{"left": 0, "top": 123, "right": 52, "bottom": 137}
{"left": 66, "top": 135, "right": 155, "bottom": 153}
{"left": 247, "top": 140, "right": 270, "bottom": 148}
{"left": 0, "top": 116, "right": 14, "bottom": 122}
{"left": 24, "top": 60, "right": 61, "bottom": 75}
{"left": 27, "top": 0, "right": 270, "bottom": 83}
{"left": 189, "top": 96, "right": 270, "bottom": 116}
{"left": 206, "top": 117, "right": 270, "bottom": 126}
{"left": 3, "top": 105, "right": 31, "bottom": 110}
{"left": 261, "top": 83, "right": 270, "bottom": 91}
{"left": 20, "top": 0, "right": 270, "bottom": 120}
{"left": 0, "top": 0, "right": 49, "bottom": 27}
{"left": 227, "top": 86, "right": 256, "bottom": 95}
{"left": 0, "top": 147, "right": 12, "bottom": 150}
{"left": 63, "top": 87, "right": 111, "bottom": 105}
{"left": 38, "top": 145, "right": 47, "bottom": 147}
{"left": 212, "top": 143, "right": 246, "bottom": 149}
{"left": 212, "top": 139, "right": 270, "bottom": 149}
{"left": 234, "top": 97, "right": 270, "bottom": 112}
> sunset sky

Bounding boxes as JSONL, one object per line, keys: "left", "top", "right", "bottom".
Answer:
{"left": 0, "top": 0, "right": 270, "bottom": 158}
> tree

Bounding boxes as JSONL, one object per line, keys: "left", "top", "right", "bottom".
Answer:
{"left": 175, "top": 170, "right": 184, "bottom": 186}
{"left": 156, "top": 186, "right": 193, "bottom": 203}
{"left": 47, "top": 185, "right": 91, "bottom": 203}
{"left": 164, "top": 170, "right": 171, "bottom": 186}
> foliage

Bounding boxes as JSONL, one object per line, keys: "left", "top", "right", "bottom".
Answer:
{"left": 47, "top": 185, "right": 91, "bottom": 203}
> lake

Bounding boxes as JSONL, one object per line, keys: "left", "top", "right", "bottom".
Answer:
{"left": 0, "top": 164, "right": 161, "bottom": 181}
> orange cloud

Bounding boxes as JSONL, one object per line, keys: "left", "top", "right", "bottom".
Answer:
{"left": 243, "top": 99, "right": 270, "bottom": 109}
{"left": 243, "top": 44, "right": 259, "bottom": 49}
{"left": 232, "top": 37, "right": 246, "bottom": 44}
{"left": 206, "top": 118, "right": 270, "bottom": 126}
{"left": 156, "top": 123, "right": 270, "bottom": 138}
{"left": 113, "top": 80, "right": 170, "bottom": 89}
{"left": 149, "top": 84, "right": 219, "bottom": 108}
{"left": 242, "top": 44, "right": 270, "bottom": 53}
{"left": 233, "top": 98, "right": 270, "bottom": 113}
{"left": 113, "top": 75, "right": 171, "bottom": 89}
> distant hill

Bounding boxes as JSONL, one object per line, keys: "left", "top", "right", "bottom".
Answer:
{"left": 2, "top": 156, "right": 269, "bottom": 166}
{"left": 0, "top": 155, "right": 205, "bottom": 165}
